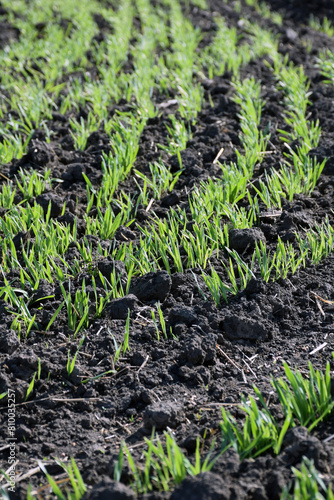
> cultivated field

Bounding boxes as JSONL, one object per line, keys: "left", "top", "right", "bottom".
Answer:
{"left": 1, "top": 0, "right": 334, "bottom": 498}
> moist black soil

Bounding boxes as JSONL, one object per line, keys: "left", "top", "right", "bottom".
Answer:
{"left": 1, "top": 0, "right": 334, "bottom": 498}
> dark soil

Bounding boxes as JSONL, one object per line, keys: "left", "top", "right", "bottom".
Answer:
{"left": 1, "top": 0, "right": 334, "bottom": 498}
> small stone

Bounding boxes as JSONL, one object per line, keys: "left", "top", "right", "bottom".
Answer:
{"left": 285, "top": 28, "right": 298, "bottom": 41}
